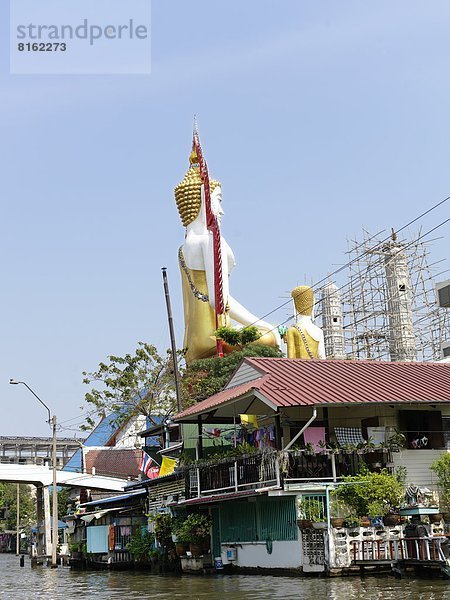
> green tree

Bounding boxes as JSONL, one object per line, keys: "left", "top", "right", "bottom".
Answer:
{"left": 81, "top": 342, "right": 184, "bottom": 430}
{"left": 431, "top": 452, "right": 450, "bottom": 509}
{"left": 0, "top": 483, "right": 36, "bottom": 533}
{"left": 180, "top": 343, "right": 283, "bottom": 405}
{"left": 54, "top": 487, "right": 71, "bottom": 518}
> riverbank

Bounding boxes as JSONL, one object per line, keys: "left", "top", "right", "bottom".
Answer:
{"left": 1, "top": 554, "right": 450, "bottom": 599}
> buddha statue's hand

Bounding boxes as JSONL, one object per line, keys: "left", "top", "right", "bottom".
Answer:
{"left": 253, "top": 321, "right": 281, "bottom": 348}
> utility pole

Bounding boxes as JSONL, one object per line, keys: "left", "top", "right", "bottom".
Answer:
{"left": 161, "top": 267, "right": 182, "bottom": 413}
{"left": 9, "top": 380, "right": 59, "bottom": 567}
{"left": 51, "top": 415, "right": 58, "bottom": 568}
{"left": 16, "top": 484, "right": 19, "bottom": 556}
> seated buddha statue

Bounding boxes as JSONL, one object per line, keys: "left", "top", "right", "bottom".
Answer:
{"left": 174, "top": 146, "right": 279, "bottom": 363}
{"left": 286, "top": 286, "right": 325, "bottom": 359}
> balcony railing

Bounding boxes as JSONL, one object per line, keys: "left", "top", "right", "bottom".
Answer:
{"left": 285, "top": 450, "right": 379, "bottom": 482}
{"left": 186, "top": 452, "right": 279, "bottom": 499}
{"left": 351, "top": 536, "right": 449, "bottom": 564}
{"left": 185, "top": 449, "right": 392, "bottom": 499}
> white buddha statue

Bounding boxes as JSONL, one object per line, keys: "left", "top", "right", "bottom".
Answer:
{"left": 286, "top": 286, "right": 325, "bottom": 359}
{"left": 175, "top": 146, "right": 279, "bottom": 363}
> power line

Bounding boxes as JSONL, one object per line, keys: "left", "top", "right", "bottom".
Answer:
{"left": 242, "top": 195, "right": 449, "bottom": 329}
{"left": 189, "top": 211, "right": 449, "bottom": 363}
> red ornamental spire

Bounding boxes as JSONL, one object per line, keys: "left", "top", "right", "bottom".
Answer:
{"left": 192, "top": 124, "right": 225, "bottom": 356}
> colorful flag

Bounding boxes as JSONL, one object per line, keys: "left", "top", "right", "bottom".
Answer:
{"left": 159, "top": 456, "right": 177, "bottom": 477}
{"left": 139, "top": 451, "right": 154, "bottom": 477}
{"left": 240, "top": 414, "right": 259, "bottom": 428}
{"left": 146, "top": 466, "right": 160, "bottom": 479}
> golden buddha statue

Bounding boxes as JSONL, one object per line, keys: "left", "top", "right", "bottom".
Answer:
{"left": 175, "top": 144, "right": 279, "bottom": 363}
{"left": 286, "top": 286, "right": 325, "bottom": 359}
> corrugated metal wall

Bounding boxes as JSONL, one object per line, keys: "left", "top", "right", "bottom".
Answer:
{"left": 220, "top": 500, "right": 257, "bottom": 543}
{"left": 258, "top": 497, "right": 298, "bottom": 541}
{"left": 393, "top": 449, "right": 443, "bottom": 491}
{"left": 147, "top": 478, "right": 185, "bottom": 512}
{"left": 218, "top": 496, "right": 297, "bottom": 543}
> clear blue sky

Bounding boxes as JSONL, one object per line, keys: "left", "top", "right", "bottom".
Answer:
{"left": 1, "top": 1, "right": 449, "bottom": 436}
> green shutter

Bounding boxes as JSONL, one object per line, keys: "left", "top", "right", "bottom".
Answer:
{"left": 257, "top": 497, "right": 298, "bottom": 541}
{"left": 217, "top": 496, "right": 298, "bottom": 544}
{"left": 220, "top": 501, "right": 257, "bottom": 542}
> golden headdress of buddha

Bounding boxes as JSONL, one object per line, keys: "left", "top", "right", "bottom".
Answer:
{"left": 291, "top": 286, "right": 314, "bottom": 316}
{"left": 174, "top": 146, "right": 221, "bottom": 227}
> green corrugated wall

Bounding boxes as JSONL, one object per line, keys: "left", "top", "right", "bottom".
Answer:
{"left": 218, "top": 496, "right": 297, "bottom": 543}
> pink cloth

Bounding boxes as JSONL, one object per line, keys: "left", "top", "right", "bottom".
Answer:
{"left": 303, "top": 427, "right": 326, "bottom": 452}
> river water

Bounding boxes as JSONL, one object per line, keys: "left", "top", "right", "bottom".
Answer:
{"left": 1, "top": 554, "right": 450, "bottom": 600}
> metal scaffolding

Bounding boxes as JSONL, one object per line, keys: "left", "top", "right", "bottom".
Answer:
{"left": 336, "top": 229, "right": 450, "bottom": 362}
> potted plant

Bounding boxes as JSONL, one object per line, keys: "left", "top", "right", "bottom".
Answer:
{"left": 382, "top": 509, "right": 401, "bottom": 526}
{"left": 69, "top": 542, "right": 82, "bottom": 559}
{"left": 344, "top": 515, "right": 360, "bottom": 529}
{"left": 298, "top": 497, "right": 326, "bottom": 529}
{"left": 175, "top": 513, "right": 212, "bottom": 557}
{"left": 172, "top": 517, "right": 190, "bottom": 556}
{"left": 329, "top": 493, "right": 347, "bottom": 528}
{"left": 386, "top": 429, "right": 406, "bottom": 452}
{"left": 304, "top": 443, "right": 315, "bottom": 456}
{"left": 333, "top": 466, "right": 403, "bottom": 527}
{"left": 341, "top": 443, "right": 357, "bottom": 454}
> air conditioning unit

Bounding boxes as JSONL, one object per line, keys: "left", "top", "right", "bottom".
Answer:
{"left": 442, "top": 341, "right": 450, "bottom": 360}
{"left": 436, "top": 279, "right": 450, "bottom": 308}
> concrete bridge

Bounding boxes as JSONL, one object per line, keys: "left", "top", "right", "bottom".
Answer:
{"left": 0, "top": 463, "right": 127, "bottom": 560}
{"left": 0, "top": 436, "right": 83, "bottom": 468}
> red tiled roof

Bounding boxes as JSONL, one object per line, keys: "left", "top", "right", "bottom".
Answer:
{"left": 175, "top": 358, "right": 450, "bottom": 419}
{"left": 85, "top": 449, "right": 141, "bottom": 478}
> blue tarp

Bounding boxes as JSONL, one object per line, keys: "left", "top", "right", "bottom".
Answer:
{"left": 80, "top": 489, "right": 146, "bottom": 508}
{"left": 31, "top": 520, "right": 67, "bottom": 533}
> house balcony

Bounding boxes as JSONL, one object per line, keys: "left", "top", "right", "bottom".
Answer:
{"left": 185, "top": 452, "right": 279, "bottom": 500}
{"left": 184, "top": 449, "right": 393, "bottom": 500}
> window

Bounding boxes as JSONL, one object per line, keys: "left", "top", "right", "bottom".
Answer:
{"left": 443, "top": 418, "right": 450, "bottom": 449}
{"left": 398, "top": 410, "right": 444, "bottom": 449}
{"left": 438, "top": 284, "right": 450, "bottom": 308}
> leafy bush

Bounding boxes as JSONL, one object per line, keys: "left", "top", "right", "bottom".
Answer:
{"left": 126, "top": 529, "right": 154, "bottom": 561}
{"left": 333, "top": 467, "right": 404, "bottom": 517}
{"left": 215, "top": 326, "right": 242, "bottom": 346}
{"left": 214, "top": 326, "right": 261, "bottom": 347}
{"left": 181, "top": 343, "right": 282, "bottom": 404}
{"left": 173, "top": 513, "right": 212, "bottom": 544}
{"left": 240, "top": 326, "right": 261, "bottom": 345}
{"left": 152, "top": 513, "right": 174, "bottom": 548}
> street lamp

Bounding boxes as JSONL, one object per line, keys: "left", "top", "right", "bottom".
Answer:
{"left": 9, "top": 379, "right": 58, "bottom": 568}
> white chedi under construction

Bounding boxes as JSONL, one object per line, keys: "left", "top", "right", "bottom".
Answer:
{"left": 382, "top": 239, "right": 417, "bottom": 362}
{"left": 321, "top": 282, "right": 346, "bottom": 359}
